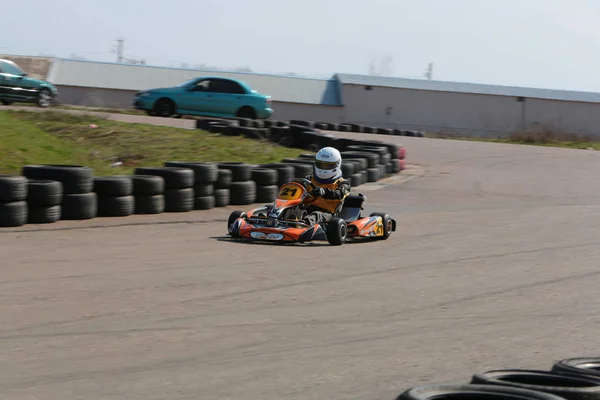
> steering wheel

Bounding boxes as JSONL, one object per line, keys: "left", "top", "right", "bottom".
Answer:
{"left": 290, "top": 178, "right": 319, "bottom": 203}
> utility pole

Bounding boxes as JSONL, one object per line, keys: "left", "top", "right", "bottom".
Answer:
{"left": 424, "top": 62, "right": 433, "bottom": 80}
{"left": 115, "top": 38, "right": 124, "bottom": 63}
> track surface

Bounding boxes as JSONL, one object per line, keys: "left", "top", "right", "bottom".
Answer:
{"left": 3, "top": 126, "right": 600, "bottom": 399}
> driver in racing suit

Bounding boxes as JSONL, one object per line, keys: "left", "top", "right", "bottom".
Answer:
{"left": 301, "top": 146, "right": 351, "bottom": 227}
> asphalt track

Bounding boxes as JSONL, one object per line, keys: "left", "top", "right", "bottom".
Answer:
{"left": 3, "top": 117, "right": 600, "bottom": 399}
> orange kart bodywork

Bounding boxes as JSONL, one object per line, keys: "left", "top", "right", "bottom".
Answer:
{"left": 227, "top": 178, "right": 396, "bottom": 245}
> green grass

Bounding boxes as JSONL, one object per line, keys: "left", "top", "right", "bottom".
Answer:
{"left": 0, "top": 110, "right": 303, "bottom": 176}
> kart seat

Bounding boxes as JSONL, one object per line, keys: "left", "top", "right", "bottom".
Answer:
{"left": 338, "top": 193, "right": 366, "bottom": 222}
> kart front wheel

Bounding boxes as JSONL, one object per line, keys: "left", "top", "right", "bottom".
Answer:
{"left": 228, "top": 210, "right": 247, "bottom": 237}
{"left": 326, "top": 217, "right": 347, "bottom": 245}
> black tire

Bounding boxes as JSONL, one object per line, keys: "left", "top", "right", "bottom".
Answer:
{"left": 0, "top": 175, "right": 27, "bottom": 202}
{"left": 391, "top": 159, "right": 402, "bottom": 173}
{"left": 379, "top": 163, "right": 387, "bottom": 177}
{"left": 37, "top": 87, "right": 52, "bottom": 108}
{"left": 347, "top": 144, "right": 390, "bottom": 158}
{"left": 93, "top": 176, "right": 133, "bottom": 197}
{"left": 97, "top": 195, "right": 135, "bottom": 217}
{"left": 215, "top": 169, "right": 233, "bottom": 189}
{"left": 397, "top": 383, "right": 569, "bottom": 400}
{"left": 251, "top": 168, "right": 278, "bottom": 186}
{"left": 26, "top": 179, "right": 63, "bottom": 206}
{"left": 350, "top": 173, "right": 363, "bottom": 187}
{"left": 0, "top": 201, "right": 27, "bottom": 227}
{"left": 132, "top": 175, "right": 165, "bottom": 196}
{"left": 61, "top": 193, "right": 98, "bottom": 220}
{"left": 164, "top": 161, "right": 219, "bottom": 184}
{"left": 164, "top": 188, "right": 194, "bottom": 212}
{"left": 214, "top": 188, "right": 230, "bottom": 207}
{"left": 258, "top": 163, "right": 295, "bottom": 186}
{"left": 381, "top": 153, "right": 392, "bottom": 164}
{"left": 386, "top": 162, "right": 393, "bottom": 174}
{"left": 366, "top": 167, "right": 381, "bottom": 182}
{"left": 552, "top": 358, "right": 600, "bottom": 379}
{"left": 370, "top": 212, "right": 393, "bottom": 239}
{"left": 154, "top": 98, "right": 175, "bottom": 117}
{"left": 341, "top": 162, "right": 357, "bottom": 177}
{"left": 194, "top": 195, "right": 215, "bottom": 210}
{"left": 135, "top": 195, "right": 165, "bottom": 214}
{"left": 255, "top": 185, "right": 278, "bottom": 203}
{"left": 230, "top": 181, "right": 256, "bottom": 205}
{"left": 22, "top": 164, "right": 93, "bottom": 195}
{"left": 358, "top": 171, "right": 368, "bottom": 185}
{"left": 228, "top": 210, "right": 247, "bottom": 237}
{"left": 471, "top": 369, "right": 600, "bottom": 400}
{"left": 326, "top": 217, "right": 347, "bottom": 245}
{"left": 284, "top": 162, "right": 313, "bottom": 178}
{"left": 194, "top": 183, "right": 214, "bottom": 197}
{"left": 134, "top": 167, "right": 193, "bottom": 190}
{"left": 27, "top": 204, "right": 61, "bottom": 224}
{"left": 340, "top": 151, "right": 379, "bottom": 168}
{"left": 217, "top": 162, "right": 252, "bottom": 182}
{"left": 343, "top": 157, "right": 368, "bottom": 171}
{"left": 237, "top": 106, "right": 256, "bottom": 119}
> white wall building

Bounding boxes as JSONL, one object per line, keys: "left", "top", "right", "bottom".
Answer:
{"left": 335, "top": 74, "right": 600, "bottom": 137}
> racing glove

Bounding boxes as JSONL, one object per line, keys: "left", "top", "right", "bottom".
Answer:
{"left": 311, "top": 187, "right": 326, "bottom": 197}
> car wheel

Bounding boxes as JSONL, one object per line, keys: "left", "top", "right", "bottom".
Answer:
{"left": 153, "top": 98, "right": 175, "bottom": 117}
{"left": 326, "top": 217, "right": 347, "bottom": 245}
{"left": 36, "top": 88, "right": 52, "bottom": 108}
{"left": 237, "top": 106, "right": 256, "bottom": 119}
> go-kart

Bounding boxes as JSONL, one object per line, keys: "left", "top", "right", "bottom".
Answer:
{"left": 227, "top": 177, "right": 396, "bottom": 245}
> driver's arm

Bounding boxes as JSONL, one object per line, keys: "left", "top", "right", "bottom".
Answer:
{"left": 322, "top": 179, "right": 351, "bottom": 200}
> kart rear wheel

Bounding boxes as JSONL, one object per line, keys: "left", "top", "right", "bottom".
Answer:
{"left": 326, "top": 217, "right": 347, "bottom": 245}
{"left": 370, "top": 212, "right": 393, "bottom": 239}
{"left": 228, "top": 210, "right": 247, "bottom": 237}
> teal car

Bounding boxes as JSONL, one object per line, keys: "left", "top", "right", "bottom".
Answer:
{"left": 133, "top": 76, "right": 273, "bottom": 119}
{"left": 0, "top": 59, "right": 58, "bottom": 107}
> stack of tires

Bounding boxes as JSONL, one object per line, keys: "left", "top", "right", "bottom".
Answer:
{"left": 257, "top": 163, "right": 295, "bottom": 187}
{"left": 250, "top": 167, "right": 279, "bottom": 203}
{"left": 164, "top": 161, "right": 219, "bottom": 210}
{"left": 26, "top": 179, "right": 63, "bottom": 224}
{"left": 347, "top": 144, "right": 392, "bottom": 180}
{"left": 93, "top": 176, "right": 135, "bottom": 217}
{"left": 338, "top": 151, "right": 380, "bottom": 183}
{"left": 22, "top": 165, "right": 97, "bottom": 220}
{"left": 217, "top": 162, "right": 256, "bottom": 205}
{"left": 132, "top": 175, "right": 165, "bottom": 214}
{"left": 0, "top": 175, "right": 28, "bottom": 227}
{"left": 214, "top": 168, "right": 232, "bottom": 207}
{"left": 133, "top": 167, "right": 194, "bottom": 212}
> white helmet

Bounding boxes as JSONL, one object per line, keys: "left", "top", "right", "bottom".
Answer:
{"left": 314, "top": 147, "right": 342, "bottom": 183}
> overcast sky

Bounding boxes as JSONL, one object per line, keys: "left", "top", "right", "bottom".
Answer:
{"left": 3, "top": 0, "right": 600, "bottom": 92}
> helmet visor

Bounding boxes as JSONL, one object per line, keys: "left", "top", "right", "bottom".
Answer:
{"left": 315, "top": 160, "right": 338, "bottom": 170}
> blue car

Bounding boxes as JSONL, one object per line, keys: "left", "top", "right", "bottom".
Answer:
{"left": 133, "top": 76, "right": 273, "bottom": 120}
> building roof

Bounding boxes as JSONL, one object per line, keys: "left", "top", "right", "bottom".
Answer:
{"left": 46, "top": 58, "right": 342, "bottom": 106}
{"left": 335, "top": 73, "right": 600, "bottom": 104}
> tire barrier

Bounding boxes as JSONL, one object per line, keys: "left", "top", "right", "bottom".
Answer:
{"left": 2, "top": 119, "right": 410, "bottom": 227}
{"left": 395, "top": 356, "right": 600, "bottom": 400}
